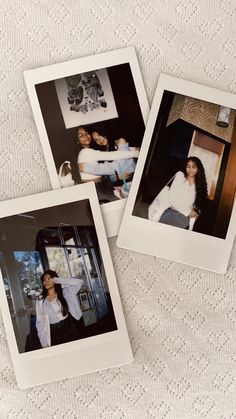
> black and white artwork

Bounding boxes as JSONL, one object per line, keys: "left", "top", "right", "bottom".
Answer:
{"left": 55, "top": 69, "right": 118, "bottom": 128}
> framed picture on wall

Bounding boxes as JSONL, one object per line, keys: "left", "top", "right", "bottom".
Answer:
{"left": 0, "top": 182, "right": 133, "bottom": 388}
{"left": 117, "top": 74, "right": 236, "bottom": 273}
{"left": 24, "top": 47, "right": 149, "bottom": 237}
{"left": 55, "top": 68, "right": 118, "bottom": 128}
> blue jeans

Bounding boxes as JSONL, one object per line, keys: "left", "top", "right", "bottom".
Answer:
{"left": 159, "top": 208, "right": 190, "bottom": 229}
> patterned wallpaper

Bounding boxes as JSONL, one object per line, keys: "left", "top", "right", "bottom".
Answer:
{"left": 167, "top": 94, "right": 236, "bottom": 143}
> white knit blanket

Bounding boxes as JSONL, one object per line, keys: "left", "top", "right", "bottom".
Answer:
{"left": 0, "top": 1, "right": 236, "bottom": 417}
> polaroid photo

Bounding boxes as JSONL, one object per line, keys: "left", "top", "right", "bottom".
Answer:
{"left": 117, "top": 74, "right": 236, "bottom": 273}
{"left": 0, "top": 182, "right": 133, "bottom": 389}
{"left": 24, "top": 47, "right": 149, "bottom": 238}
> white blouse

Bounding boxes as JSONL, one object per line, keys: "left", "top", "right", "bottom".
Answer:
{"left": 168, "top": 171, "right": 196, "bottom": 217}
{"left": 50, "top": 298, "right": 67, "bottom": 322}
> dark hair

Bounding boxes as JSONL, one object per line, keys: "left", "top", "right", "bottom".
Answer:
{"left": 76, "top": 125, "right": 89, "bottom": 135}
{"left": 91, "top": 127, "right": 107, "bottom": 138}
{"left": 91, "top": 127, "right": 110, "bottom": 151}
{"left": 75, "top": 126, "right": 91, "bottom": 147}
{"left": 41, "top": 270, "right": 68, "bottom": 317}
{"left": 70, "top": 126, "right": 91, "bottom": 184}
{"left": 183, "top": 156, "right": 208, "bottom": 212}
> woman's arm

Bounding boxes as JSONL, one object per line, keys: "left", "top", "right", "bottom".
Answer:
{"left": 53, "top": 277, "right": 84, "bottom": 293}
{"left": 78, "top": 148, "right": 139, "bottom": 163}
{"left": 80, "top": 160, "right": 120, "bottom": 176}
{"left": 35, "top": 300, "right": 50, "bottom": 348}
{"left": 189, "top": 208, "right": 200, "bottom": 218}
{"left": 95, "top": 149, "right": 139, "bottom": 161}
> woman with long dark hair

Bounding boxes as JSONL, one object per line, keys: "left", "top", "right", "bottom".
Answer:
{"left": 158, "top": 156, "right": 208, "bottom": 229}
{"left": 91, "top": 128, "right": 110, "bottom": 151}
{"left": 36, "top": 270, "right": 84, "bottom": 348}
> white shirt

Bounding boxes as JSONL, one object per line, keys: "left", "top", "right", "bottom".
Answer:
{"left": 50, "top": 298, "right": 67, "bottom": 322}
{"left": 168, "top": 171, "right": 196, "bottom": 216}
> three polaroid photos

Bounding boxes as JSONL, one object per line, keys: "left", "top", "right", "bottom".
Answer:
{"left": 2, "top": 49, "right": 236, "bottom": 390}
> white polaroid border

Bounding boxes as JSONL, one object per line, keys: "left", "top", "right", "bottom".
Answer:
{"left": 117, "top": 74, "right": 236, "bottom": 274}
{"left": 24, "top": 47, "right": 149, "bottom": 238}
{"left": 0, "top": 183, "right": 133, "bottom": 389}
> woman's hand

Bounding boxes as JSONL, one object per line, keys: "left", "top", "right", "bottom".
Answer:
{"left": 189, "top": 209, "right": 199, "bottom": 219}
{"left": 115, "top": 138, "right": 127, "bottom": 146}
{"left": 117, "top": 171, "right": 132, "bottom": 180}
{"left": 79, "top": 163, "right": 84, "bottom": 172}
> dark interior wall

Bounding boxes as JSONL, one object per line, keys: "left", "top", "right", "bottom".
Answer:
{"left": 35, "top": 78, "right": 66, "bottom": 168}
{"left": 35, "top": 63, "right": 145, "bottom": 170}
{"left": 133, "top": 91, "right": 233, "bottom": 239}
{"left": 0, "top": 199, "right": 94, "bottom": 252}
{"left": 134, "top": 91, "right": 175, "bottom": 204}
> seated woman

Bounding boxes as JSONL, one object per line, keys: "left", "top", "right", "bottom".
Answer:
{"left": 158, "top": 156, "right": 208, "bottom": 230}
{"left": 36, "top": 270, "right": 84, "bottom": 348}
{"left": 77, "top": 126, "right": 139, "bottom": 183}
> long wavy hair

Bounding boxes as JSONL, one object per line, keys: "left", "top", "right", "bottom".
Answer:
{"left": 40, "top": 270, "right": 68, "bottom": 317}
{"left": 183, "top": 156, "right": 208, "bottom": 212}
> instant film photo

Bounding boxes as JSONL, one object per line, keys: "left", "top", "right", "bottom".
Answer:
{"left": 0, "top": 183, "right": 133, "bottom": 388}
{"left": 117, "top": 74, "right": 236, "bottom": 273}
{"left": 24, "top": 47, "right": 149, "bottom": 237}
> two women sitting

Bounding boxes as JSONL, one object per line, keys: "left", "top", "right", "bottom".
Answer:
{"left": 59, "top": 126, "right": 139, "bottom": 187}
{"left": 76, "top": 126, "right": 139, "bottom": 183}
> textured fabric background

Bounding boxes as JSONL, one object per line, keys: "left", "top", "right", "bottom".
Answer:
{"left": 1, "top": 1, "right": 236, "bottom": 418}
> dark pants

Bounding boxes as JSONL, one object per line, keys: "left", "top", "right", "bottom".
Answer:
{"left": 159, "top": 208, "right": 190, "bottom": 229}
{"left": 72, "top": 316, "right": 86, "bottom": 339}
{"left": 50, "top": 314, "right": 78, "bottom": 346}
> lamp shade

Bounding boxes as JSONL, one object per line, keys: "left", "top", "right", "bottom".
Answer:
{"left": 216, "top": 106, "right": 231, "bottom": 128}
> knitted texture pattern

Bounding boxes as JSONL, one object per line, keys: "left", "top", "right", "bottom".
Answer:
{"left": 0, "top": 1, "right": 236, "bottom": 417}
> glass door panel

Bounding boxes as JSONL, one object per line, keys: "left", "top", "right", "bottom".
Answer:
{"left": 13, "top": 251, "right": 43, "bottom": 306}
{"left": 93, "top": 288, "right": 109, "bottom": 317}
{"left": 81, "top": 247, "right": 108, "bottom": 318}
{"left": 45, "top": 247, "right": 70, "bottom": 277}
{"left": 66, "top": 247, "right": 86, "bottom": 278}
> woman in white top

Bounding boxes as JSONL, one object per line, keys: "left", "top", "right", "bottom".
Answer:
{"left": 36, "top": 270, "right": 84, "bottom": 348}
{"left": 159, "top": 156, "right": 208, "bottom": 229}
